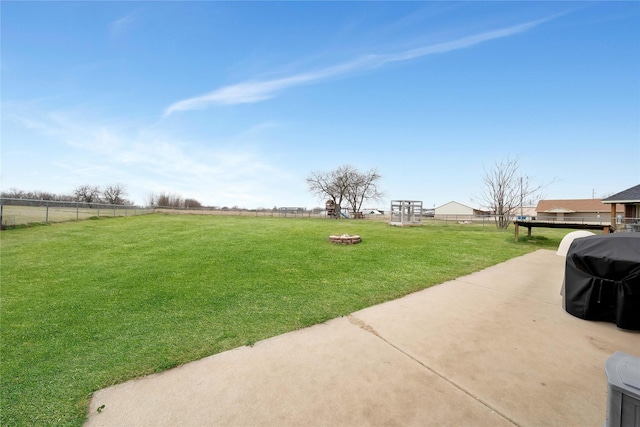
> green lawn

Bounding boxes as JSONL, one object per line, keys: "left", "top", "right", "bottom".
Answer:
{"left": 1, "top": 214, "right": 568, "bottom": 426}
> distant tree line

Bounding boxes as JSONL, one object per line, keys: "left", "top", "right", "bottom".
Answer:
{"left": 147, "top": 192, "right": 202, "bottom": 209}
{"left": 2, "top": 185, "right": 206, "bottom": 209}
{"left": 1, "top": 188, "right": 74, "bottom": 202}
{"left": 2, "top": 184, "right": 134, "bottom": 206}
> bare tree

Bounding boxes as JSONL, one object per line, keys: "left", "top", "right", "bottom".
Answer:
{"left": 307, "top": 165, "right": 383, "bottom": 218}
{"left": 1, "top": 189, "right": 76, "bottom": 201}
{"left": 73, "top": 185, "right": 101, "bottom": 203}
{"left": 156, "top": 193, "right": 182, "bottom": 208}
{"left": 103, "top": 183, "right": 128, "bottom": 205}
{"left": 345, "top": 168, "right": 383, "bottom": 214}
{"left": 4, "top": 188, "right": 25, "bottom": 198}
{"left": 147, "top": 193, "right": 157, "bottom": 207}
{"left": 476, "top": 156, "right": 551, "bottom": 229}
{"left": 148, "top": 192, "right": 197, "bottom": 208}
{"left": 307, "top": 165, "right": 351, "bottom": 217}
{"left": 184, "top": 198, "right": 202, "bottom": 208}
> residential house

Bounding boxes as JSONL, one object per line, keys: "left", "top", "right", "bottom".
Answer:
{"left": 535, "top": 199, "right": 623, "bottom": 224}
{"left": 602, "top": 184, "right": 640, "bottom": 229}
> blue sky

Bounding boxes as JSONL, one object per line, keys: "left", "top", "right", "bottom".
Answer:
{"left": 2, "top": 1, "right": 639, "bottom": 209}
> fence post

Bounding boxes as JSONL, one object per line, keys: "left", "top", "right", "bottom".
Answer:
{"left": 97, "top": 206, "right": 100, "bottom": 217}
{"left": 46, "top": 201, "right": 49, "bottom": 223}
{"left": 76, "top": 203, "right": 79, "bottom": 220}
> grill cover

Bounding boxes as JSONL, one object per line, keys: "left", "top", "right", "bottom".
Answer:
{"left": 564, "top": 233, "right": 640, "bottom": 330}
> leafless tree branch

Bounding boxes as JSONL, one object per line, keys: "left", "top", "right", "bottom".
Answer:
{"left": 307, "top": 165, "right": 383, "bottom": 218}
{"left": 475, "top": 156, "right": 554, "bottom": 229}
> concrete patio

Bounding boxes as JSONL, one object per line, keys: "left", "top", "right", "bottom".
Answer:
{"left": 85, "top": 249, "right": 639, "bottom": 426}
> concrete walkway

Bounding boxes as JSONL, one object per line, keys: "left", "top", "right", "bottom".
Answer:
{"left": 85, "top": 250, "right": 639, "bottom": 426}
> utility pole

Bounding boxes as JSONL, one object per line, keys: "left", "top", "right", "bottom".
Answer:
{"left": 520, "top": 177, "right": 523, "bottom": 216}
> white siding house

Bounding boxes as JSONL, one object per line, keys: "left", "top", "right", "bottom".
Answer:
{"left": 434, "top": 201, "right": 487, "bottom": 219}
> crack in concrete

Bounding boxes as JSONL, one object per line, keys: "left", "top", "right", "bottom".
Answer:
{"left": 347, "top": 314, "right": 520, "bottom": 427}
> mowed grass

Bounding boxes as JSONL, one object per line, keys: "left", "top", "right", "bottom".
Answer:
{"left": 1, "top": 214, "right": 568, "bottom": 426}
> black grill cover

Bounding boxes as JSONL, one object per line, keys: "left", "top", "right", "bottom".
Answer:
{"left": 564, "top": 233, "right": 640, "bottom": 330}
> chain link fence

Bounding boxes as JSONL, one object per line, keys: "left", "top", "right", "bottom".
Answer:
{"left": 0, "top": 198, "right": 153, "bottom": 228}
{"left": 5, "top": 198, "right": 637, "bottom": 232}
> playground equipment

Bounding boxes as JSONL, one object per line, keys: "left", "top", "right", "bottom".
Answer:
{"left": 326, "top": 200, "right": 337, "bottom": 218}
{"left": 324, "top": 200, "right": 360, "bottom": 219}
{"left": 389, "top": 200, "right": 423, "bottom": 226}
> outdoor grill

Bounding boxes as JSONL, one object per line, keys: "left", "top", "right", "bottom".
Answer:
{"left": 563, "top": 233, "right": 640, "bottom": 331}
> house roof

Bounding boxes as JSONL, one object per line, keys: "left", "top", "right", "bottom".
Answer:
{"left": 602, "top": 184, "right": 640, "bottom": 204}
{"left": 536, "top": 199, "right": 623, "bottom": 213}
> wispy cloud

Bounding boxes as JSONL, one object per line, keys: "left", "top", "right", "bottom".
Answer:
{"left": 5, "top": 106, "right": 289, "bottom": 206}
{"left": 109, "top": 11, "right": 137, "bottom": 39}
{"left": 164, "top": 15, "right": 558, "bottom": 116}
